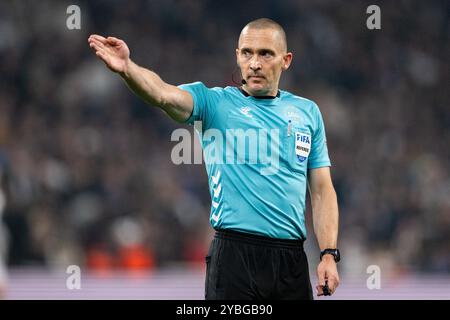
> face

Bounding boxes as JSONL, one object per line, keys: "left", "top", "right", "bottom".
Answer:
{"left": 236, "top": 27, "right": 292, "bottom": 96}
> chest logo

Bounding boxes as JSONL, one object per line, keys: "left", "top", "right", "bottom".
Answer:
{"left": 239, "top": 106, "right": 253, "bottom": 118}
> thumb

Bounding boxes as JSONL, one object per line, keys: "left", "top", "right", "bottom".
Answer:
{"left": 107, "top": 36, "right": 121, "bottom": 44}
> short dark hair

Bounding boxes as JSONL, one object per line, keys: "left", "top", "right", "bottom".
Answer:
{"left": 242, "top": 18, "right": 287, "bottom": 52}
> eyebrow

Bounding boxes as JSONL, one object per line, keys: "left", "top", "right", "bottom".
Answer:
{"left": 240, "top": 47, "right": 276, "bottom": 54}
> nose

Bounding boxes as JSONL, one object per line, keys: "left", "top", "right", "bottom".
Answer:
{"left": 249, "top": 56, "right": 262, "bottom": 71}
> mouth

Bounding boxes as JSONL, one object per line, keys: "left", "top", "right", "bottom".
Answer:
{"left": 248, "top": 75, "right": 265, "bottom": 81}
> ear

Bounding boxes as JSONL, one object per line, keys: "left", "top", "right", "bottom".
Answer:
{"left": 282, "top": 52, "right": 293, "bottom": 71}
{"left": 235, "top": 48, "right": 240, "bottom": 67}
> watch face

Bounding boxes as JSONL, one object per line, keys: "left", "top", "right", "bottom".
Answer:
{"left": 334, "top": 250, "right": 340, "bottom": 262}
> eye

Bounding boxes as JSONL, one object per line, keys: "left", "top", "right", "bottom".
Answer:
{"left": 242, "top": 50, "right": 252, "bottom": 58}
{"left": 262, "top": 51, "right": 273, "bottom": 58}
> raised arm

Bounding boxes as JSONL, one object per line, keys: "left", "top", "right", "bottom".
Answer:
{"left": 88, "top": 34, "right": 193, "bottom": 123}
{"left": 308, "top": 166, "right": 340, "bottom": 296}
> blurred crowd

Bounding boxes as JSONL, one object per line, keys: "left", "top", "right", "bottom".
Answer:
{"left": 0, "top": 0, "right": 448, "bottom": 277}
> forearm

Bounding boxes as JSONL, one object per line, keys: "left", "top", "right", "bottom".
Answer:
{"left": 308, "top": 168, "right": 340, "bottom": 296}
{"left": 311, "top": 186, "right": 339, "bottom": 250}
{"left": 120, "top": 60, "right": 168, "bottom": 107}
{"left": 120, "top": 60, "right": 190, "bottom": 122}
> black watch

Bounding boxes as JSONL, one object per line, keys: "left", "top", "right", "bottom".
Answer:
{"left": 320, "top": 248, "right": 340, "bottom": 263}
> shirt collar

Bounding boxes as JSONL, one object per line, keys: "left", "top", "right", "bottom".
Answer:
{"left": 239, "top": 87, "right": 280, "bottom": 99}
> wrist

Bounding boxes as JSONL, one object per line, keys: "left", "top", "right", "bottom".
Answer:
{"left": 120, "top": 59, "right": 133, "bottom": 78}
{"left": 320, "top": 248, "right": 340, "bottom": 263}
{"left": 321, "top": 254, "right": 335, "bottom": 262}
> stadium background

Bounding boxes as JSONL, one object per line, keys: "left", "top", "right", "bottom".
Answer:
{"left": 0, "top": 0, "right": 449, "bottom": 299}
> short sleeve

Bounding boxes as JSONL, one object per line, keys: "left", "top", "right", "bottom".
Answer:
{"left": 308, "top": 103, "right": 331, "bottom": 169}
{"left": 177, "top": 81, "right": 220, "bottom": 129}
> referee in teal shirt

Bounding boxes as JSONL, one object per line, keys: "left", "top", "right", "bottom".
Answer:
{"left": 89, "top": 18, "right": 340, "bottom": 299}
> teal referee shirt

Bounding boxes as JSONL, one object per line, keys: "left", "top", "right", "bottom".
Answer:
{"left": 179, "top": 82, "right": 331, "bottom": 240}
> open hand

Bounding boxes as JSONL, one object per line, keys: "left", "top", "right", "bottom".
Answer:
{"left": 88, "top": 34, "right": 130, "bottom": 74}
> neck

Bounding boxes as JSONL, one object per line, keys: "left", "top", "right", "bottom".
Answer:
{"left": 242, "top": 85, "right": 279, "bottom": 97}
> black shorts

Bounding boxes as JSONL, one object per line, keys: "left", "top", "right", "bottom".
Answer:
{"left": 205, "top": 229, "right": 313, "bottom": 300}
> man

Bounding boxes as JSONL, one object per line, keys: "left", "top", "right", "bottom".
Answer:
{"left": 88, "top": 18, "right": 339, "bottom": 299}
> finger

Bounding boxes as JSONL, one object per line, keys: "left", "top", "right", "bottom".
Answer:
{"left": 317, "top": 270, "right": 326, "bottom": 287}
{"left": 89, "top": 34, "right": 106, "bottom": 42}
{"left": 330, "top": 277, "right": 340, "bottom": 295}
{"left": 89, "top": 38, "right": 106, "bottom": 49}
{"left": 316, "top": 285, "right": 324, "bottom": 296}
{"left": 93, "top": 45, "right": 107, "bottom": 55}
{"left": 88, "top": 40, "right": 98, "bottom": 49}
{"left": 89, "top": 42, "right": 99, "bottom": 53}
{"left": 327, "top": 278, "right": 337, "bottom": 294}
{"left": 95, "top": 50, "right": 109, "bottom": 64}
{"left": 107, "top": 36, "right": 121, "bottom": 44}
{"left": 89, "top": 42, "right": 107, "bottom": 55}
{"left": 89, "top": 42, "right": 106, "bottom": 53}
{"left": 89, "top": 34, "right": 107, "bottom": 43}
